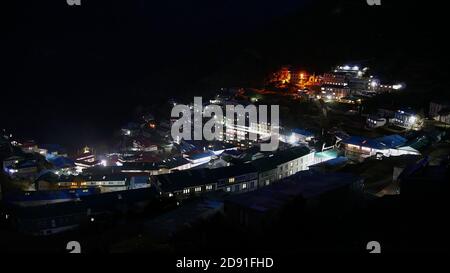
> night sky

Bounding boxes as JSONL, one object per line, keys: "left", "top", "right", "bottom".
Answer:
{"left": 3, "top": 0, "right": 448, "bottom": 149}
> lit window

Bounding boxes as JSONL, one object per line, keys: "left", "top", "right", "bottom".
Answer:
{"left": 226, "top": 187, "right": 231, "bottom": 192}
{"left": 265, "top": 180, "right": 270, "bottom": 186}
{"left": 242, "top": 183, "right": 247, "bottom": 189}
{"left": 195, "top": 187, "right": 202, "bottom": 192}
{"left": 229, "top": 177, "right": 235, "bottom": 183}
{"left": 206, "top": 185, "right": 213, "bottom": 190}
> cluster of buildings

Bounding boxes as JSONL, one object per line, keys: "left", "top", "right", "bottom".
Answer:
{"left": 268, "top": 65, "right": 404, "bottom": 102}
{"left": 338, "top": 134, "right": 420, "bottom": 162}
{"left": 366, "top": 108, "right": 422, "bottom": 130}
{"left": 152, "top": 146, "right": 315, "bottom": 198}
{"left": 2, "top": 62, "right": 450, "bottom": 240}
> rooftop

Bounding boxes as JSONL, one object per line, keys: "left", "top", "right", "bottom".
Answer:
{"left": 251, "top": 146, "right": 311, "bottom": 172}
{"left": 225, "top": 171, "right": 362, "bottom": 212}
{"left": 342, "top": 134, "right": 407, "bottom": 150}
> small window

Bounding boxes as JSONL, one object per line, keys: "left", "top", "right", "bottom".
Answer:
{"left": 242, "top": 183, "right": 247, "bottom": 189}
{"left": 229, "top": 177, "right": 235, "bottom": 183}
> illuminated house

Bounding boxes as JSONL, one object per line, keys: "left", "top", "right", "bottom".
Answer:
{"left": 319, "top": 84, "right": 351, "bottom": 100}
{"left": 151, "top": 168, "right": 218, "bottom": 199}
{"left": 340, "top": 134, "right": 420, "bottom": 162}
{"left": 340, "top": 96, "right": 362, "bottom": 105}
{"left": 46, "top": 174, "right": 149, "bottom": 193}
{"left": 392, "top": 109, "right": 420, "bottom": 129}
{"left": 80, "top": 174, "right": 146, "bottom": 192}
{"left": 74, "top": 146, "right": 100, "bottom": 172}
{"left": 322, "top": 65, "right": 402, "bottom": 95}
{"left": 121, "top": 157, "right": 191, "bottom": 175}
{"left": 322, "top": 73, "right": 347, "bottom": 86}
{"left": 269, "top": 67, "right": 291, "bottom": 88}
{"left": 4, "top": 159, "right": 38, "bottom": 179}
{"left": 185, "top": 151, "right": 215, "bottom": 167}
{"left": 214, "top": 164, "right": 259, "bottom": 194}
{"left": 377, "top": 83, "right": 403, "bottom": 93}
{"left": 3, "top": 156, "right": 24, "bottom": 171}
{"left": 323, "top": 65, "right": 369, "bottom": 94}
{"left": 19, "top": 140, "right": 39, "bottom": 154}
{"left": 151, "top": 147, "right": 315, "bottom": 199}
{"left": 251, "top": 146, "right": 314, "bottom": 187}
{"left": 366, "top": 116, "right": 387, "bottom": 128}
{"left": 131, "top": 137, "right": 158, "bottom": 152}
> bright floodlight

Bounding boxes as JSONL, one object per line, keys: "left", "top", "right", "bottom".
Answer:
{"left": 289, "top": 133, "right": 297, "bottom": 144}
{"left": 409, "top": 116, "right": 417, "bottom": 124}
{"left": 101, "top": 159, "right": 107, "bottom": 167}
{"left": 393, "top": 84, "right": 402, "bottom": 90}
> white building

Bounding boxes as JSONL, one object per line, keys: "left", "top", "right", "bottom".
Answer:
{"left": 341, "top": 134, "right": 420, "bottom": 162}
{"left": 366, "top": 116, "right": 387, "bottom": 128}
{"left": 392, "top": 109, "right": 420, "bottom": 129}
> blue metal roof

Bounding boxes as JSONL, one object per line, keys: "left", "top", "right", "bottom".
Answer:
{"left": 375, "top": 134, "right": 407, "bottom": 148}
{"left": 342, "top": 134, "right": 406, "bottom": 150}
{"left": 47, "top": 156, "right": 75, "bottom": 168}
{"left": 188, "top": 151, "right": 215, "bottom": 160}
{"left": 292, "top": 128, "right": 315, "bottom": 137}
